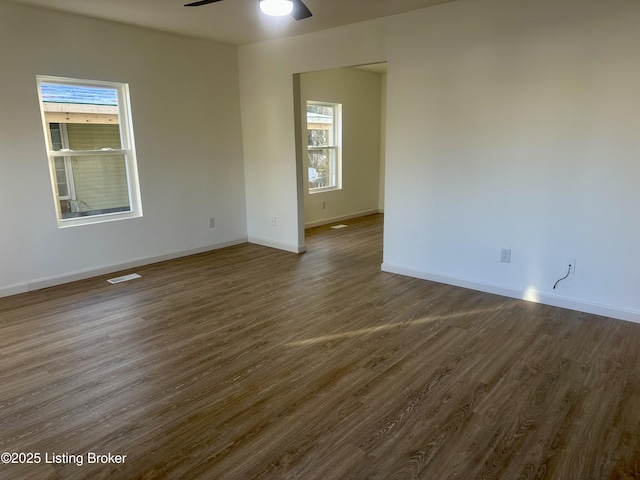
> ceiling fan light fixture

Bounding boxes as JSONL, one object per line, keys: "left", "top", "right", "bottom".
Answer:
{"left": 259, "top": 0, "right": 293, "bottom": 17}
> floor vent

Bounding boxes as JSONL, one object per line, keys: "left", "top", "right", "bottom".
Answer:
{"left": 331, "top": 224, "right": 348, "bottom": 229}
{"left": 107, "top": 273, "right": 141, "bottom": 284}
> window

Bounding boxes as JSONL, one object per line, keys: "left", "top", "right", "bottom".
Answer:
{"left": 37, "top": 76, "right": 142, "bottom": 227}
{"left": 307, "top": 101, "right": 341, "bottom": 192}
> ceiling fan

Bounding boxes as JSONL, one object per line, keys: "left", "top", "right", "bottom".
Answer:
{"left": 184, "top": 0, "right": 313, "bottom": 20}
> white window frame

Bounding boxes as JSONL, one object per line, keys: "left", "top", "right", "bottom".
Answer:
{"left": 307, "top": 101, "right": 342, "bottom": 193}
{"left": 51, "top": 124, "right": 77, "bottom": 202}
{"left": 37, "top": 75, "right": 143, "bottom": 228}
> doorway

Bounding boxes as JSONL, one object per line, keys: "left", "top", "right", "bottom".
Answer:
{"left": 293, "top": 63, "right": 387, "bottom": 243}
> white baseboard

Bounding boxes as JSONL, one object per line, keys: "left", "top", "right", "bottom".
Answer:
{"left": 0, "top": 283, "right": 30, "bottom": 298}
{"left": 305, "top": 209, "right": 381, "bottom": 229}
{"left": 381, "top": 262, "right": 640, "bottom": 325}
{"left": 0, "top": 237, "right": 248, "bottom": 299}
{"left": 248, "top": 236, "right": 306, "bottom": 254}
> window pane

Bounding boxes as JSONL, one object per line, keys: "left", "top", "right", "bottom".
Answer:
{"left": 40, "top": 83, "right": 121, "bottom": 151}
{"left": 54, "top": 157, "right": 69, "bottom": 198}
{"left": 50, "top": 124, "right": 63, "bottom": 150}
{"left": 307, "top": 105, "right": 334, "bottom": 147}
{"left": 66, "top": 123, "right": 122, "bottom": 150}
{"left": 40, "top": 83, "right": 117, "bottom": 106}
{"left": 308, "top": 148, "right": 335, "bottom": 189}
{"left": 61, "top": 154, "right": 131, "bottom": 219}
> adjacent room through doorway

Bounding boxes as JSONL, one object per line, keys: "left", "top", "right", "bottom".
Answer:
{"left": 294, "top": 63, "right": 387, "bottom": 241}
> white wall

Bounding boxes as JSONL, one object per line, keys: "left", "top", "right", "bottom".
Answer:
{"left": 300, "top": 67, "right": 382, "bottom": 227}
{"left": 0, "top": 1, "right": 247, "bottom": 296}
{"left": 382, "top": 0, "right": 640, "bottom": 322}
{"left": 238, "top": 0, "right": 640, "bottom": 322}
{"left": 379, "top": 73, "right": 387, "bottom": 212}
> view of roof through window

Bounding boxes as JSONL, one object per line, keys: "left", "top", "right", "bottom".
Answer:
{"left": 40, "top": 83, "right": 118, "bottom": 106}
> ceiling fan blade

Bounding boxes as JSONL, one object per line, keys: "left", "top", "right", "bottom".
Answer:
{"left": 291, "top": 0, "right": 312, "bottom": 20}
{"left": 184, "top": 0, "right": 223, "bottom": 6}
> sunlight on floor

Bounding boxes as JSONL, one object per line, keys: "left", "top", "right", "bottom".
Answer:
{"left": 286, "top": 306, "right": 506, "bottom": 347}
{"left": 523, "top": 286, "right": 540, "bottom": 303}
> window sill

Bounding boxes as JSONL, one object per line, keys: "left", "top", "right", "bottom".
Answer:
{"left": 309, "top": 186, "right": 341, "bottom": 194}
{"left": 57, "top": 210, "right": 142, "bottom": 228}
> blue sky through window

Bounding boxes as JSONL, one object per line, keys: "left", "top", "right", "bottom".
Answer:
{"left": 40, "top": 83, "right": 118, "bottom": 106}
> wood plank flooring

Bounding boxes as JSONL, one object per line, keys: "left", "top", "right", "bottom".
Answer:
{"left": 1, "top": 214, "right": 640, "bottom": 479}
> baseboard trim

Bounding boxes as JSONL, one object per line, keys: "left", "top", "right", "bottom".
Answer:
{"left": 0, "top": 237, "right": 248, "bottom": 299}
{"left": 0, "top": 283, "right": 30, "bottom": 298}
{"left": 305, "top": 209, "right": 382, "bottom": 229}
{"left": 381, "top": 262, "right": 640, "bottom": 324}
{"left": 248, "top": 236, "right": 306, "bottom": 254}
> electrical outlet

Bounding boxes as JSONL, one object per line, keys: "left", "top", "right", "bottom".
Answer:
{"left": 271, "top": 215, "right": 277, "bottom": 227}
{"left": 322, "top": 201, "right": 326, "bottom": 210}
{"left": 208, "top": 217, "right": 215, "bottom": 228}
{"left": 501, "top": 248, "right": 511, "bottom": 263}
{"left": 566, "top": 258, "right": 576, "bottom": 273}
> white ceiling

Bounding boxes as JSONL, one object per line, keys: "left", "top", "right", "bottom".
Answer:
{"left": 6, "top": 0, "right": 459, "bottom": 45}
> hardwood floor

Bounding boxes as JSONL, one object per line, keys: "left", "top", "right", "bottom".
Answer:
{"left": 1, "top": 213, "right": 640, "bottom": 479}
